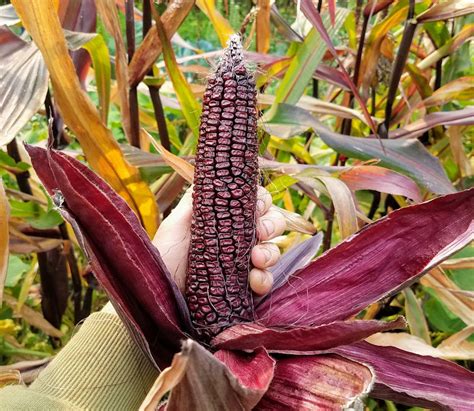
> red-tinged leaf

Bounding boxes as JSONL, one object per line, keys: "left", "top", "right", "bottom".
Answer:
{"left": 300, "top": 0, "right": 378, "bottom": 136}
{"left": 256, "top": 189, "right": 474, "bottom": 327}
{"left": 255, "top": 354, "right": 374, "bottom": 410}
{"left": 267, "top": 232, "right": 323, "bottom": 293}
{"left": 420, "top": 76, "right": 474, "bottom": 108}
{"left": 389, "top": 107, "right": 474, "bottom": 139}
{"left": 270, "top": 3, "right": 302, "bottom": 42}
{"left": 212, "top": 317, "right": 406, "bottom": 352}
{"left": 314, "top": 64, "right": 351, "bottom": 90}
{"left": 59, "top": 0, "right": 97, "bottom": 87}
{"left": 264, "top": 103, "right": 455, "bottom": 194}
{"left": 128, "top": 0, "right": 194, "bottom": 87}
{"left": 0, "top": 27, "right": 49, "bottom": 146}
{"left": 164, "top": 340, "right": 275, "bottom": 411}
{"left": 26, "top": 145, "right": 192, "bottom": 366}
{"left": 339, "top": 165, "right": 422, "bottom": 202}
{"left": 328, "top": 0, "right": 336, "bottom": 25}
{"left": 417, "top": 0, "right": 474, "bottom": 22}
{"left": 363, "top": 0, "right": 394, "bottom": 17}
{"left": 333, "top": 341, "right": 474, "bottom": 410}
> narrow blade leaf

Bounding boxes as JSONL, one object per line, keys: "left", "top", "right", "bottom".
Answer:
{"left": 256, "top": 188, "right": 474, "bottom": 327}
{"left": 0, "top": 27, "right": 49, "bottom": 146}
{"left": 212, "top": 318, "right": 406, "bottom": 352}
{"left": 26, "top": 145, "right": 191, "bottom": 366}
{"left": 334, "top": 341, "right": 474, "bottom": 410}
{"left": 12, "top": 0, "right": 159, "bottom": 236}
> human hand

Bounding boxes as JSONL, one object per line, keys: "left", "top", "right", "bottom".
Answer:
{"left": 153, "top": 186, "right": 285, "bottom": 296}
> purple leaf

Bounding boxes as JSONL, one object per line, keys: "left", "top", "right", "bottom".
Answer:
{"left": 333, "top": 342, "right": 474, "bottom": 410}
{"left": 264, "top": 103, "right": 455, "bottom": 194}
{"left": 26, "top": 145, "right": 192, "bottom": 366}
{"left": 300, "top": 0, "right": 377, "bottom": 136}
{"left": 256, "top": 189, "right": 474, "bottom": 327}
{"left": 255, "top": 354, "right": 374, "bottom": 410}
{"left": 212, "top": 317, "right": 406, "bottom": 352}
{"left": 165, "top": 340, "right": 275, "bottom": 411}
{"left": 339, "top": 165, "right": 422, "bottom": 202}
{"left": 267, "top": 232, "right": 323, "bottom": 293}
{"left": 389, "top": 107, "right": 474, "bottom": 139}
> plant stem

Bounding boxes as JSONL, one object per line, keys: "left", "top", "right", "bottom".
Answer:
{"left": 58, "top": 223, "right": 84, "bottom": 324}
{"left": 126, "top": 0, "right": 140, "bottom": 148}
{"left": 143, "top": 0, "right": 170, "bottom": 151}
{"left": 6, "top": 139, "right": 32, "bottom": 194}
{"left": 341, "top": 14, "right": 369, "bottom": 136}
{"left": 382, "top": 0, "right": 417, "bottom": 137}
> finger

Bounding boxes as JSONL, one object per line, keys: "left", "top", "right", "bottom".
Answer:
{"left": 249, "top": 268, "right": 273, "bottom": 296}
{"left": 256, "top": 186, "right": 272, "bottom": 217}
{"left": 153, "top": 187, "right": 193, "bottom": 291}
{"left": 251, "top": 243, "right": 281, "bottom": 269}
{"left": 256, "top": 209, "right": 287, "bottom": 241}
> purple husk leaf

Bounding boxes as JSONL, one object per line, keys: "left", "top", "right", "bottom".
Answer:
{"left": 26, "top": 144, "right": 192, "bottom": 367}
{"left": 256, "top": 189, "right": 474, "bottom": 327}
{"left": 212, "top": 317, "right": 407, "bottom": 353}
{"left": 333, "top": 341, "right": 474, "bottom": 410}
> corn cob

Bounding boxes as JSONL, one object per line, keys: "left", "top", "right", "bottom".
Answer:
{"left": 185, "top": 35, "right": 258, "bottom": 341}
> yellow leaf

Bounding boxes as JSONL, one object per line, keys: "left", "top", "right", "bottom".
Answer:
{"left": 0, "top": 181, "right": 8, "bottom": 304}
{"left": 141, "top": 130, "right": 194, "bottom": 183}
{"left": 12, "top": 0, "right": 159, "bottom": 236}
{"left": 3, "top": 294, "right": 63, "bottom": 338}
{"left": 196, "top": 0, "right": 235, "bottom": 47}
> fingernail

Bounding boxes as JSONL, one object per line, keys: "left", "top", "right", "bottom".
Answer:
{"left": 262, "top": 248, "right": 272, "bottom": 263}
{"left": 262, "top": 219, "right": 274, "bottom": 237}
{"left": 257, "top": 198, "right": 265, "bottom": 213}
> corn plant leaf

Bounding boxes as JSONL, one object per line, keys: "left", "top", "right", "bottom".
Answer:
{"left": 256, "top": 355, "right": 373, "bottom": 410}
{"left": 296, "top": 171, "right": 358, "bottom": 239}
{"left": 389, "top": 106, "right": 474, "bottom": 139}
{"left": 212, "top": 317, "right": 406, "bottom": 352}
{"left": 0, "top": 181, "right": 9, "bottom": 303}
{"left": 256, "top": 188, "right": 474, "bottom": 327}
{"left": 417, "top": 0, "right": 474, "bottom": 22}
{"left": 333, "top": 341, "right": 474, "bottom": 410}
{"left": 3, "top": 294, "right": 62, "bottom": 338}
{"left": 196, "top": 0, "right": 234, "bottom": 47}
{"left": 339, "top": 165, "right": 422, "bottom": 202}
{"left": 164, "top": 340, "right": 275, "bottom": 411}
{"left": 65, "top": 30, "right": 110, "bottom": 123}
{"left": 0, "top": 27, "right": 49, "bottom": 146}
{"left": 274, "top": 9, "right": 349, "bottom": 105}
{"left": 264, "top": 103, "right": 455, "bottom": 194}
{"left": 266, "top": 232, "right": 323, "bottom": 293}
{"left": 256, "top": 0, "right": 271, "bottom": 53}
{"left": 128, "top": 0, "right": 194, "bottom": 86}
{"left": 420, "top": 76, "right": 474, "bottom": 108}
{"left": 270, "top": 3, "right": 303, "bottom": 42}
{"left": 367, "top": 327, "right": 474, "bottom": 360}
{"left": 153, "top": 11, "right": 201, "bottom": 142}
{"left": 142, "top": 130, "right": 195, "bottom": 183}
{"left": 12, "top": 0, "right": 159, "bottom": 236}
{"left": 402, "top": 288, "right": 431, "bottom": 343}
{"left": 300, "top": 0, "right": 377, "bottom": 134}
{"left": 0, "top": 4, "right": 19, "bottom": 25}
{"left": 421, "top": 267, "right": 473, "bottom": 325}
{"left": 96, "top": 0, "right": 131, "bottom": 141}
{"left": 26, "top": 145, "right": 192, "bottom": 367}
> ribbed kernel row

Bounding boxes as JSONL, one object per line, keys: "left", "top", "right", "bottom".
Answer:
{"left": 185, "top": 36, "right": 258, "bottom": 341}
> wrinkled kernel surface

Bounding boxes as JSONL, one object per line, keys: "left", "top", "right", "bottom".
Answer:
{"left": 185, "top": 37, "right": 258, "bottom": 341}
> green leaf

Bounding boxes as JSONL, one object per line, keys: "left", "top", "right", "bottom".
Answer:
{"left": 5, "top": 255, "right": 30, "bottom": 288}
{"left": 263, "top": 103, "right": 455, "bottom": 194}
{"left": 274, "top": 9, "right": 349, "bottom": 105}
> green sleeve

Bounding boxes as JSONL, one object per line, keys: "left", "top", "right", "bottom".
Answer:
{"left": 0, "top": 308, "right": 159, "bottom": 410}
